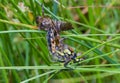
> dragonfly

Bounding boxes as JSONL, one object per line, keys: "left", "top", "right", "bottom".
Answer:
{"left": 36, "top": 15, "right": 81, "bottom": 67}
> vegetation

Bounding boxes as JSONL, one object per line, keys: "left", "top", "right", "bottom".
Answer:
{"left": 0, "top": 0, "right": 120, "bottom": 83}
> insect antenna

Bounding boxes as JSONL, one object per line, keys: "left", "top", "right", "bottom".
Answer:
{"left": 41, "top": 4, "right": 45, "bottom": 17}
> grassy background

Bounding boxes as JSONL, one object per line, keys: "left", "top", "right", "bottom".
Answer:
{"left": 0, "top": 0, "right": 120, "bottom": 83}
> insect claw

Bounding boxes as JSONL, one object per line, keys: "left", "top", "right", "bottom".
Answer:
{"left": 64, "top": 64, "right": 75, "bottom": 70}
{"left": 64, "top": 60, "right": 72, "bottom": 68}
{"left": 60, "top": 37, "right": 66, "bottom": 42}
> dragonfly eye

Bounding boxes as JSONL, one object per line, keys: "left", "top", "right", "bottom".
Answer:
{"left": 41, "top": 21, "right": 48, "bottom": 26}
{"left": 40, "top": 22, "right": 44, "bottom": 27}
{"left": 41, "top": 22, "right": 48, "bottom": 29}
{"left": 36, "top": 16, "right": 42, "bottom": 24}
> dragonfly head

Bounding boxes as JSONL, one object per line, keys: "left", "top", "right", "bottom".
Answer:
{"left": 36, "top": 16, "right": 53, "bottom": 31}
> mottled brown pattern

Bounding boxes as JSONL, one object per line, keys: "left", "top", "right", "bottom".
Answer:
{"left": 36, "top": 16, "right": 81, "bottom": 67}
